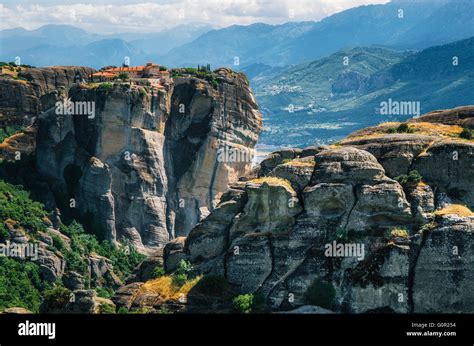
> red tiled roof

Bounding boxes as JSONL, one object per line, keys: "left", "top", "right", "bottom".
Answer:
{"left": 92, "top": 72, "right": 116, "bottom": 77}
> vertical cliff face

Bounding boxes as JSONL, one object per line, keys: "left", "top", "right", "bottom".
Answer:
{"left": 167, "top": 69, "right": 261, "bottom": 235}
{"left": 35, "top": 68, "right": 262, "bottom": 253}
{"left": 0, "top": 66, "right": 96, "bottom": 124}
{"left": 0, "top": 66, "right": 97, "bottom": 161}
{"left": 170, "top": 107, "right": 474, "bottom": 313}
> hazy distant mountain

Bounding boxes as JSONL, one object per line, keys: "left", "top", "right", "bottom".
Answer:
{"left": 1, "top": 0, "right": 473, "bottom": 69}
{"left": 127, "top": 23, "right": 214, "bottom": 57}
{"left": 159, "top": 21, "right": 316, "bottom": 67}
{"left": 0, "top": 23, "right": 213, "bottom": 67}
{"left": 255, "top": 37, "right": 474, "bottom": 148}
{"left": 0, "top": 37, "right": 145, "bottom": 68}
{"left": 161, "top": 0, "right": 474, "bottom": 68}
{"left": 0, "top": 25, "right": 101, "bottom": 52}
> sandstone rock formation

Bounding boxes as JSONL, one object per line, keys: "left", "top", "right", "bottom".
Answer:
{"left": 166, "top": 106, "right": 474, "bottom": 313}
{"left": 35, "top": 69, "right": 262, "bottom": 253}
{"left": 0, "top": 66, "right": 95, "bottom": 126}
{"left": 41, "top": 289, "right": 116, "bottom": 314}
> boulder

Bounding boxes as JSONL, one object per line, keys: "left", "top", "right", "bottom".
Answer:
{"left": 413, "top": 215, "right": 474, "bottom": 313}
{"left": 163, "top": 237, "right": 187, "bottom": 272}
{"left": 112, "top": 282, "right": 144, "bottom": 310}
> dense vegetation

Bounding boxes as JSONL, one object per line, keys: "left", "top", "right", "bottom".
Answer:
{"left": 0, "top": 180, "right": 145, "bottom": 312}
{"left": 387, "top": 123, "right": 416, "bottom": 134}
{"left": 0, "top": 61, "right": 35, "bottom": 68}
{"left": 395, "top": 170, "right": 423, "bottom": 186}
{"left": 0, "top": 257, "right": 48, "bottom": 312}
{"left": 171, "top": 66, "right": 219, "bottom": 89}
{"left": 0, "top": 126, "right": 25, "bottom": 143}
{"left": 0, "top": 179, "right": 48, "bottom": 240}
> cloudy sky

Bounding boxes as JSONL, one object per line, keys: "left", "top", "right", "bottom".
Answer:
{"left": 0, "top": 0, "right": 390, "bottom": 33}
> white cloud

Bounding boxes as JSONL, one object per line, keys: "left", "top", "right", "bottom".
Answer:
{"left": 0, "top": 0, "right": 390, "bottom": 33}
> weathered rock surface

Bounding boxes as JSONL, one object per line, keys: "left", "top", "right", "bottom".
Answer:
{"left": 169, "top": 108, "right": 474, "bottom": 313}
{"left": 35, "top": 69, "right": 262, "bottom": 252}
{"left": 111, "top": 282, "right": 144, "bottom": 310}
{"left": 125, "top": 250, "right": 163, "bottom": 283}
{"left": 413, "top": 215, "right": 474, "bottom": 312}
{"left": 0, "top": 66, "right": 95, "bottom": 126}
{"left": 42, "top": 289, "right": 116, "bottom": 314}
{"left": 413, "top": 141, "right": 474, "bottom": 209}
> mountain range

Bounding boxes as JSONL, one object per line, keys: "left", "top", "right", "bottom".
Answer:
{"left": 1, "top": 0, "right": 474, "bottom": 69}
{"left": 1, "top": 0, "right": 473, "bottom": 149}
{"left": 161, "top": 0, "right": 474, "bottom": 68}
{"left": 253, "top": 37, "right": 474, "bottom": 148}
{"left": 0, "top": 23, "right": 213, "bottom": 67}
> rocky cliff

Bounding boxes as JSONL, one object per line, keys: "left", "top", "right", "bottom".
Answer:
{"left": 35, "top": 68, "right": 262, "bottom": 253}
{"left": 163, "top": 106, "right": 474, "bottom": 313}
{"left": 0, "top": 66, "right": 95, "bottom": 125}
{"left": 0, "top": 66, "right": 96, "bottom": 160}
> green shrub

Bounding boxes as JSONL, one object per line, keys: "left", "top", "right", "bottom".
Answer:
{"left": 232, "top": 294, "right": 254, "bottom": 314}
{"left": 158, "top": 306, "right": 172, "bottom": 314}
{"left": 118, "top": 72, "right": 129, "bottom": 80}
{"left": 171, "top": 259, "right": 194, "bottom": 287}
{"left": 159, "top": 66, "right": 167, "bottom": 71}
{"left": 460, "top": 128, "right": 473, "bottom": 140}
{"left": 59, "top": 222, "right": 145, "bottom": 278}
{"left": 51, "top": 234, "right": 65, "bottom": 251}
{"left": 42, "top": 286, "right": 72, "bottom": 310}
{"left": 99, "top": 302, "right": 116, "bottom": 314}
{"left": 395, "top": 170, "right": 423, "bottom": 186}
{"left": 0, "top": 257, "right": 46, "bottom": 312}
{"left": 96, "top": 286, "right": 114, "bottom": 299}
{"left": 151, "top": 265, "right": 165, "bottom": 279}
{"left": 97, "top": 82, "right": 113, "bottom": 91}
{"left": 420, "top": 221, "right": 436, "bottom": 233}
{"left": 172, "top": 273, "right": 188, "bottom": 287}
{"left": 117, "top": 306, "right": 129, "bottom": 314}
{"left": 396, "top": 123, "right": 416, "bottom": 133}
{"left": 97, "top": 240, "right": 146, "bottom": 279}
{"left": 183, "top": 67, "right": 198, "bottom": 74}
{"left": 305, "top": 278, "right": 335, "bottom": 309}
{"left": 0, "top": 180, "right": 48, "bottom": 234}
{"left": 129, "top": 307, "right": 152, "bottom": 314}
{"left": 0, "top": 126, "right": 25, "bottom": 143}
{"left": 0, "top": 224, "right": 8, "bottom": 241}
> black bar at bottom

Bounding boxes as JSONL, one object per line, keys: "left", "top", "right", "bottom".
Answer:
{"left": 0, "top": 313, "right": 472, "bottom": 345}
